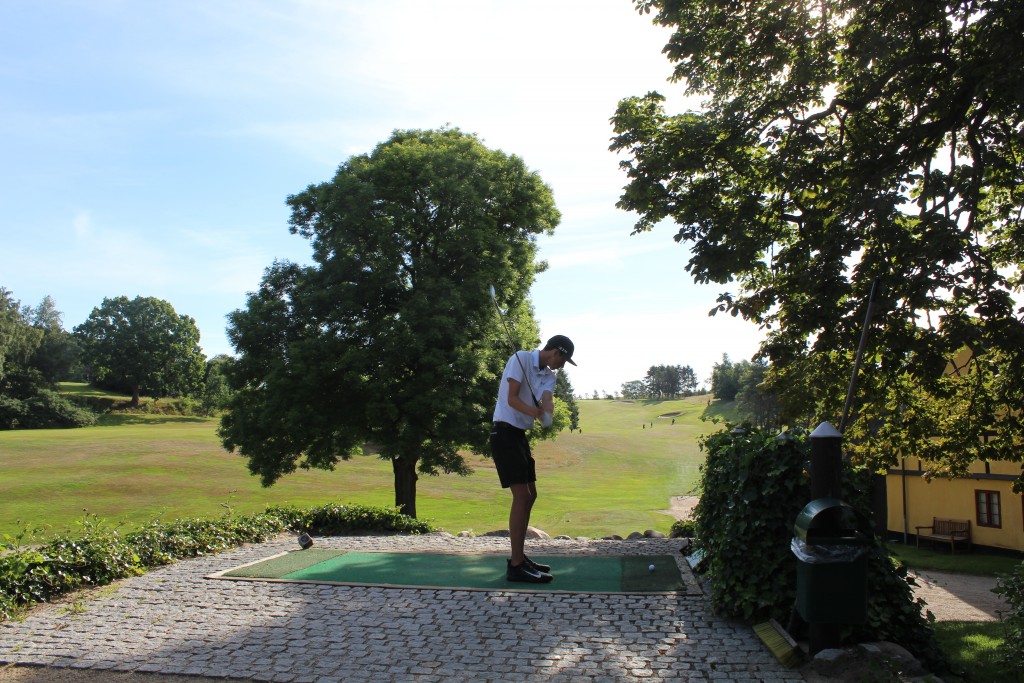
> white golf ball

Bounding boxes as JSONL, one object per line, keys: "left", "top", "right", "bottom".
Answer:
{"left": 648, "top": 564, "right": 656, "bottom": 572}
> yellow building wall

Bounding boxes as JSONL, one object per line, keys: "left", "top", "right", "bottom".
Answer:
{"left": 886, "top": 458, "right": 1024, "bottom": 552}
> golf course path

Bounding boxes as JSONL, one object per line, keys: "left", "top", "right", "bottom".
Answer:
{"left": 0, "top": 533, "right": 803, "bottom": 683}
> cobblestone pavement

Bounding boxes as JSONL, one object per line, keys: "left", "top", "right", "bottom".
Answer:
{"left": 0, "top": 534, "right": 804, "bottom": 682}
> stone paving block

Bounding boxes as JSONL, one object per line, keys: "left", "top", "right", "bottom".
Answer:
{"left": 0, "top": 535, "right": 804, "bottom": 682}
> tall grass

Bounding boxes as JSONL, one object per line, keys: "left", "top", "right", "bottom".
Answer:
{"left": 0, "top": 396, "right": 718, "bottom": 540}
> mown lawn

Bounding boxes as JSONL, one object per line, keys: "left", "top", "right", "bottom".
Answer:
{"left": 0, "top": 395, "right": 721, "bottom": 540}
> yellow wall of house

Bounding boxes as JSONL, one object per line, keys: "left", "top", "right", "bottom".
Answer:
{"left": 886, "top": 458, "right": 1024, "bottom": 552}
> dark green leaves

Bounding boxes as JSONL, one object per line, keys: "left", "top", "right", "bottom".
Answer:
{"left": 222, "top": 128, "right": 560, "bottom": 514}
{"left": 619, "top": 1, "right": 1024, "bottom": 481}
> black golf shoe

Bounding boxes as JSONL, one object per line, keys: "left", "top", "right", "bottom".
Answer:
{"left": 506, "top": 559, "right": 553, "bottom": 583}
{"left": 524, "top": 555, "right": 551, "bottom": 573}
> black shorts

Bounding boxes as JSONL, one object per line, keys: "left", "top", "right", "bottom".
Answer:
{"left": 490, "top": 421, "right": 536, "bottom": 488}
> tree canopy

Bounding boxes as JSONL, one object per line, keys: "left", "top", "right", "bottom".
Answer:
{"left": 74, "top": 296, "right": 205, "bottom": 407}
{"left": 614, "top": 1, "right": 1024, "bottom": 483}
{"left": 0, "top": 288, "right": 93, "bottom": 429}
{"left": 219, "top": 127, "right": 560, "bottom": 516}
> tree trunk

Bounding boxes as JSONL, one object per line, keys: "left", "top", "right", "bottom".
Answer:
{"left": 392, "top": 456, "right": 418, "bottom": 518}
{"left": 131, "top": 384, "right": 141, "bottom": 408}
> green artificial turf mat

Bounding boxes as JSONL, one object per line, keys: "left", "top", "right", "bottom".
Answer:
{"left": 222, "top": 548, "right": 347, "bottom": 578}
{"left": 213, "top": 551, "right": 684, "bottom": 593}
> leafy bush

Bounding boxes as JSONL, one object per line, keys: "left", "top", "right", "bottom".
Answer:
{"left": 693, "top": 425, "right": 944, "bottom": 670}
{"left": 0, "top": 389, "right": 95, "bottom": 429}
{"left": 267, "top": 503, "right": 434, "bottom": 535}
{"left": 994, "top": 560, "right": 1024, "bottom": 668}
{"left": 0, "top": 503, "right": 432, "bottom": 621}
{"left": 669, "top": 518, "right": 697, "bottom": 538}
{"left": 694, "top": 426, "right": 810, "bottom": 621}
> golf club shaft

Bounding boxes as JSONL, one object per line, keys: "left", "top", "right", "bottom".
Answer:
{"left": 489, "top": 285, "right": 540, "bottom": 407}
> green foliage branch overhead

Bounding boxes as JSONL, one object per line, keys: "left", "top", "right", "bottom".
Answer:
{"left": 220, "top": 127, "right": 560, "bottom": 517}
{"left": 615, "top": 1, "right": 1024, "bottom": 482}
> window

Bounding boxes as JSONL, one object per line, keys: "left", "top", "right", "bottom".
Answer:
{"left": 976, "top": 490, "right": 1001, "bottom": 528}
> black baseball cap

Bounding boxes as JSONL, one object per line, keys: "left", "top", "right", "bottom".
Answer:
{"left": 545, "top": 335, "right": 576, "bottom": 365}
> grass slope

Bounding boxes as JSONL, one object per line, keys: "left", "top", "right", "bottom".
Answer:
{"left": 0, "top": 396, "right": 723, "bottom": 540}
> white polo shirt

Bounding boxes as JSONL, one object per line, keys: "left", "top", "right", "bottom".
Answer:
{"left": 492, "top": 350, "right": 556, "bottom": 430}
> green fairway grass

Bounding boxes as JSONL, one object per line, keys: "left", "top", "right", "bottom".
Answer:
{"left": 0, "top": 395, "right": 721, "bottom": 540}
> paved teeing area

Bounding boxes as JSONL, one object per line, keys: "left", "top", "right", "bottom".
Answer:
{"left": 0, "top": 534, "right": 804, "bottom": 682}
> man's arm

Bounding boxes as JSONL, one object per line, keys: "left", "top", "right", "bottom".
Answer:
{"left": 538, "top": 390, "right": 554, "bottom": 428}
{"left": 506, "top": 378, "right": 542, "bottom": 419}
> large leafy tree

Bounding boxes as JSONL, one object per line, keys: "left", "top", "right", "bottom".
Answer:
{"left": 0, "top": 289, "right": 41, "bottom": 388}
{"left": 219, "top": 127, "right": 560, "bottom": 517}
{"left": 613, "top": 1, "right": 1024, "bottom": 483}
{"left": 0, "top": 289, "right": 92, "bottom": 429}
{"left": 74, "top": 296, "right": 205, "bottom": 407}
{"left": 23, "top": 295, "right": 80, "bottom": 384}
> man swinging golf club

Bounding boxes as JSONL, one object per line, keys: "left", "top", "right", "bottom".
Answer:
{"left": 490, "top": 334, "right": 576, "bottom": 583}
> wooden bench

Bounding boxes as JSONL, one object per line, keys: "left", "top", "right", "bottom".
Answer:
{"left": 915, "top": 518, "right": 972, "bottom": 553}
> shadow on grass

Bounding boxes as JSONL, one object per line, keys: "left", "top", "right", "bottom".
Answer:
{"left": 96, "top": 414, "right": 212, "bottom": 427}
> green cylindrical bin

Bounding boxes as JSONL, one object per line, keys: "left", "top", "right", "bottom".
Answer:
{"left": 792, "top": 498, "right": 869, "bottom": 624}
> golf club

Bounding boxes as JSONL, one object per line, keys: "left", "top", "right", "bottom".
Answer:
{"left": 489, "top": 284, "right": 540, "bottom": 407}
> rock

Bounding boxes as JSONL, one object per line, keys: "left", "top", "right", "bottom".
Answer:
{"left": 457, "top": 530, "right": 474, "bottom": 537}
{"left": 627, "top": 531, "right": 645, "bottom": 540}
{"left": 644, "top": 529, "right": 666, "bottom": 538}
{"left": 602, "top": 534, "right": 623, "bottom": 540}
{"left": 480, "top": 527, "right": 548, "bottom": 538}
{"left": 857, "top": 642, "right": 928, "bottom": 678}
{"left": 801, "top": 641, "right": 931, "bottom": 682}
{"left": 812, "top": 648, "right": 847, "bottom": 662}
{"left": 555, "top": 535, "right": 573, "bottom": 540}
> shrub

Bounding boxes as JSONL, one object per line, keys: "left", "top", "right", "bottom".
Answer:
{"left": 694, "top": 426, "right": 810, "bottom": 621}
{"left": 0, "top": 390, "right": 95, "bottom": 429}
{"left": 0, "top": 503, "right": 433, "bottom": 622}
{"left": 669, "top": 518, "right": 697, "bottom": 538}
{"left": 267, "top": 503, "right": 434, "bottom": 535}
{"left": 693, "top": 424, "right": 945, "bottom": 670}
{"left": 994, "top": 560, "right": 1024, "bottom": 668}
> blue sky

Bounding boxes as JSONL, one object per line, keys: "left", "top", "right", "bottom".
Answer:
{"left": 1, "top": 0, "right": 764, "bottom": 396}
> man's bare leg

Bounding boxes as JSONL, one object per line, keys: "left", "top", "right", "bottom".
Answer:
{"left": 508, "top": 482, "right": 537, "bottom": 565}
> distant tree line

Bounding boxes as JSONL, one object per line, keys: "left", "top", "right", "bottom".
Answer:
{"left": 0, "top": 286, "right": 233, "bottom": 429}
{"left": 619, "top": 364, "right": 699, "bottom": 399}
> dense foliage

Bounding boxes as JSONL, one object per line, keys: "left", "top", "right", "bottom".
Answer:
{"left": 0, "top": 288, "right": 94, "bottom": 429}
{"left": 693, "top": 425, "right": 944, "bottom": 669}
{"left": 75, "top": 296, "right": 206, "bottom": 408}
{"left": 0, "top": 503, "right": 433, "bottom": 622}
{"left": 614, "top": 1, "right": 1024, "bottom": 485}
{"left": 221, "top": 127, "right": 560, "bottom": 517}
{"left": 994, "top": 560, "right": 1024, "bottom": 669}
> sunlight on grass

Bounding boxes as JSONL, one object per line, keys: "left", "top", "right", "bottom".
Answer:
{"left": 0, "top": 396, "right": 726, "bottom": 540}
{"left": 933, "top": 621, "right": 1010, "bottom": 683}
